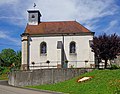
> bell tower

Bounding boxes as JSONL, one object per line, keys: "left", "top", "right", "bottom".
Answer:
{"left": 27, "top": 10, "right": 42, "bottom": 25}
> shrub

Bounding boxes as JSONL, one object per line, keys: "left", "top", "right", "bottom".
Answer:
{"left": 0, "top": 66, "right": 5, "bottom": 75}
{"left": 111, "top": 64, "right": 119, "bottom": 70}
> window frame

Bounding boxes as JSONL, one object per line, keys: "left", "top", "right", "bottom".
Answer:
{"left": 69, "top": 41, "right": 76, "bottom": 54}
{"left": 40, "top": 42, "right": 47, "bottom": 55}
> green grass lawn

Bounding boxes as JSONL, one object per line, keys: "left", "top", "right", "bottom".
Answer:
{"left": 27, "top": 69, "right": 120, "bottom": 94}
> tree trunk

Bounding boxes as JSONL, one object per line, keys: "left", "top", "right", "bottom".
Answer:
{"left": 104, "top": 59, "right": 108, "bottom": 69}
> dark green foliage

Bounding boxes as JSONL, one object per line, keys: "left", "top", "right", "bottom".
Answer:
{"left": 0, "top": 66, "right": 5, "bottom": 75}
{"left": 0, "top": 49, "right": 21, "bottom": 70}
{"left": 91, "top": 33, "right": 120, "bottom": 68}
{"left": 13, "top": 51, "right": 21, "bottom": 70}
{"left": 0, "top": 57, "right": 4, "bottom": 66}
{"left": 0, "top": 48, "right": 21, "bottom": 80}
{"left": 0, "top": 48, "right": 16, "bottom": 67}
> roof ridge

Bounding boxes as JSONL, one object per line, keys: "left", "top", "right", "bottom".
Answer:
{"left": 41, "top": 20, "right": 76, "bottom": 23}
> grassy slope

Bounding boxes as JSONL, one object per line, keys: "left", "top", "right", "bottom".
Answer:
{"left": 28, "top": 69, "right": 120, "bottom": 94}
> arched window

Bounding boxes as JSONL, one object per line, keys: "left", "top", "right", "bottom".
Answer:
{"left": 70, "top": 41, "right": 76, "bottom": 53}
{"left": 40, "top": 42, "right": 47, "bottom": 54}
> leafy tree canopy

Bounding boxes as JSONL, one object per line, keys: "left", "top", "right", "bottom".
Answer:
{"left": 91, "top": 33, "right": 120, "bottom": 68}
{"left": 0, "top": 48, "right": 21, "bottom": 69}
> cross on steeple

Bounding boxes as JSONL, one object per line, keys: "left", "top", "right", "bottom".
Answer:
{"left": 33, "top": 3, "right": 36, "bottom": 9}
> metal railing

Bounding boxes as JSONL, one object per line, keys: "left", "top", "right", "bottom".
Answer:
{"left": 29, "top": 61, "right": 95, "bottom": 70}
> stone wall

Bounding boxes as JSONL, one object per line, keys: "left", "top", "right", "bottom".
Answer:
{"left": 8, "top": 68, "right": 93, "bottom": 87}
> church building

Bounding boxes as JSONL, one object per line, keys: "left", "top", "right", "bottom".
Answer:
{"left": 21, "top": 10, "right": 95, "bottom": 70}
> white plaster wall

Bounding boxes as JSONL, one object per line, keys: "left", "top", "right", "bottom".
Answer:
{"left": 29, "top": 36, "right": 62, "bottom": 69}
{"left": 64, "top": 36, "right": 94, "bottom": 68}
{"left": 29, "top": 35, "right": 94, "bottom": 69}
{"left": 22, "top": 37, "right": 28, "bottom": 65}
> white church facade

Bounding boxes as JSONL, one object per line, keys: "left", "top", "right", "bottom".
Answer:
{"left": 21, "top": 10, "right": 95, "bottom": 70}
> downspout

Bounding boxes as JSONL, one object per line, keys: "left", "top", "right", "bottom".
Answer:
{"left": 61, "top": 34, "right": 64, "bottom": 68}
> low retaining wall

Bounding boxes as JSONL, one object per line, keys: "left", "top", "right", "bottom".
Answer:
{"left": 8, "top": 68, "right": 93, "bottom": 87}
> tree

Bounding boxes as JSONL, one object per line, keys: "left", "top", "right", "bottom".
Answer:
{"left": 0, "top": 57, "right": 4, "bottom": 66}
{"left": 14, "top": 51, "right": 21, "bottom": 69}
{"left": 0, "top": 48, "right": 16, "bottom": 67}
{"left": 91, "top": 33, "right": 120, "bottom": 68}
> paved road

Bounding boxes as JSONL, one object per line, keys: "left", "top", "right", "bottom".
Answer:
{"left": 0, "top": 80, "right": 62, "bottom": 94}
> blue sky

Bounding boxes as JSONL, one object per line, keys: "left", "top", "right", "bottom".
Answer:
{"left": 0, "top": 0, "right": 120, "bottom": 51}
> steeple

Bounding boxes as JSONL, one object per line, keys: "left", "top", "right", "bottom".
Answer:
{"left": 27, "top": 10, "right": 42, "bottom": 25}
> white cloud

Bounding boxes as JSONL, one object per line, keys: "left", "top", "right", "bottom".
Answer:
{"left": 0, "top": 31, "right": 8, "bottom": 39}
{"left": 26, "top": 0, "right": 77, "bottom": 21}
{"left": 0, "top": 0, "right": 28, "bottom": 26}
{"left": 0, "top": 31, "right": 21, "bottom": 46}
{"left": 75, "top": 0, "right": 118, "bottom": 22}
{"left": 83, "top": 19, "right": 100, "bottom": 31}
{"left": 0, "top": 16, "right": 26, "bottom": 26}
{"left": 0, "top": 0, "right": 19, "bottom": 5}
{"left": 0, "top": 0, "right": 119, "bottom": 25}
{"left": 27, "top": 0, "right": 118, "bottom": 22}
{"left": 93, "top": 19, "right": 120, "bottom": 35}
{"left": 0, "top": 16, "right": 25, "bottom": 19}
{"left": 104, "top": 20, "right": 118, "bottom": 33}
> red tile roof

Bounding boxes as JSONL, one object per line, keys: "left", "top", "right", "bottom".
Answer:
{"left": 25, "top": 21, "right": 91, "bottom": 34}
